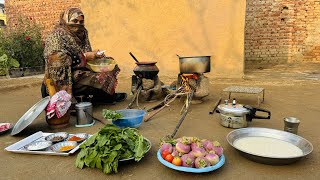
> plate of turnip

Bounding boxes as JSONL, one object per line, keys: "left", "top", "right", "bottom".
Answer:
{"left": 157, "top": 136, "right": 225, "bottom": 173}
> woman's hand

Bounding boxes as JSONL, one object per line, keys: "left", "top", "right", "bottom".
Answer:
{"left": 84, "top": 50, "right": 106, "bottom": 61}
{"left": 84, "top": 51, "right": 96, "bottom": 61}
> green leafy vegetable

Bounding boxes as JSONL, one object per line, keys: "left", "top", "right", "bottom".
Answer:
{"left": 75, "top": 124, "right": 150, "bottom": 174}
{"left": 102, "top": 109, "right": 123, "bottom": 121}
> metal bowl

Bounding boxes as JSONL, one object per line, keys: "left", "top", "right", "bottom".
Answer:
{"left": 26, "top": 141, "right": 52, "bottom": 151}
{"left": 50, "top": 141, "right": 77, "bottom": 153}
{"left": 45, "top": 132, "right": 69, "bottom": 143}
{"left": 67, "top": 133, "right": 88, "bottom": 143}
{"left": 227, "top": 127, "right": 313, "bottom": 165}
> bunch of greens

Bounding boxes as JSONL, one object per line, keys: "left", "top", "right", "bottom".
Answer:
{"left": 102, "top": 109, "right": 123, "bottom": 121}
{"left": 76, "top": 124, "right": 150, "bottom": 174}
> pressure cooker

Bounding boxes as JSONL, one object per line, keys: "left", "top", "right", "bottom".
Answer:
{"left": 216, "top": 100, "right": 271, "bottom": 128}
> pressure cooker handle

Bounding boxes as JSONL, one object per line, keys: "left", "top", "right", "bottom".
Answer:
{"left": 253, "top": 107, "right": 271, "bottom": 119}
{"left": 244, "top": 105, "right": 271, "bottom": 120}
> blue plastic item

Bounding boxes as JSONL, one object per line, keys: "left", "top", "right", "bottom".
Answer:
{"left": 112, "top": 109, "right": 146, "bottom": 128}
{"left": 157, "top": 150, "right": 225, "bottom": 173}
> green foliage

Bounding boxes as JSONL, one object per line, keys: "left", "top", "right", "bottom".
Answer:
{"left": 76, "top": 124, "right": 150, "bottom": 174}
{"left": 0, "top": 48, "right": 20, "bottom": 75}
{"left": 102, "top": 109, "right": 123, "bottom": 121}
{"left": 0, "top": 16, "right": 44, "bottom": 68}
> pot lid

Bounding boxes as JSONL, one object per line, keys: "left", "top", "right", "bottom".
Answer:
{"left": 136, "top": 61, "right": 157, "bottom": 65}
{"left": 217, "top": 103, "right": 250, "bottom": 116}
{"left": 11, "top": 96, "right": 50, "bottom": 136}
{"left": 75, "top": 102, "right": 92, "bottom": 108}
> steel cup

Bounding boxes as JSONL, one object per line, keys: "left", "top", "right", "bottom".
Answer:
{"left": 284, "top": 117, "right": 300, "bottom": 134}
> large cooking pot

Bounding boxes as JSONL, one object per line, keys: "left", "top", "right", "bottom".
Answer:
{"left": 216, "top": 100, "right": 271, "bottom": 128}
{"left": 133, "top": 61, "right": 159, "bottom": 79}
{"left": 129, "top": 52, "right": 159, "bottom": 79}
{"left": 178, "top": 55, "right": 211, "bottom": 74}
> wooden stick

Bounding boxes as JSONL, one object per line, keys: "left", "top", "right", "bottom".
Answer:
{"left": 144, "top": 95, "right": 178, "bottom": 122}
{"left": 127, "top": 86, "right": 142, "bottom": 109}
{"left": 146, "top": 100, "right": 166, "bottom": 112}
{"left": 209, "top": 97, "right": 222, "bottom": 114}
{"left": 170, "top": 90, "right": 195, "bottom": 138}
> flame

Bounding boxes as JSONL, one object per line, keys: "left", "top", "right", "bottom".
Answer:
{"left": 180, "top": 73, "right": 199, "bottom": 92}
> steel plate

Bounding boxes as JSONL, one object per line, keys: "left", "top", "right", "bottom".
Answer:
{"left": 227, "top": 127, "right": 313, "bottom": 165}
{"left": 50, "top": 141, "right": 77, "bottom": 152}
{"left": 11, "top": 97, "right": 50, "bottom": 136}
{"left": 26, "top": 141, "right": 52, "bottom": 151}
{"left": 45, "top": 132, "right": 69, "bottom": 143}
{"left": 67, "top": 133, "right": 88, "bottom": 143}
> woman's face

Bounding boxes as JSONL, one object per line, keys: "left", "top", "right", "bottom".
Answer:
{"left": 70, "top": 15, "right": 84, "bottom": 25}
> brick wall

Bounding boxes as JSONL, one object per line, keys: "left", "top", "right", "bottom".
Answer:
{"left": 245, "top": 0, "right": 320, "bottom": 69}
{"left": 5, "top": 0, "right": 81, "bottom": 38}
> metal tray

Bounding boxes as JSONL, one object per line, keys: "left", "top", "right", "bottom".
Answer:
{"left": 5, "top": 131, "right": 91, "bottom": 156}
{"left": 227, "top": 127, "right": 313, "bottom": 165}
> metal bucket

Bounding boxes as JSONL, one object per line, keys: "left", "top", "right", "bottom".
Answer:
{"left": 75, "top": 102, "right": 94, "bottom": 127}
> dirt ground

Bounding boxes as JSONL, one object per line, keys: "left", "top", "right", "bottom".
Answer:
{"left": 0, "top": 62, "right": 320, "bottom": 180}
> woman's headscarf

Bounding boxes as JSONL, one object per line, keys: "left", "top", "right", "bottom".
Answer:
{"left": 56, "top": 7, "right": 88, "bottom": 47}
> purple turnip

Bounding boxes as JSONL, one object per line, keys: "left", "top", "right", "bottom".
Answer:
{"left": 214, "top": 146, "right": 224, "bottom": 157}
{"left": 176, "top": 142, "right": 191, "bottom": 154}
{"left": 181, "top": 154, "right": 195, "bottom": 167}
{"left": 205, "top": 153, "right": 220, "bottom": 165}
{"left": 175, "top": 138, "right": 182, "bottom": 144}
{"left": 160, "top": 142, "right": 173, "bottom": 153}
{"left": 191, "top": 142, "right": 203, "bottom": 150}
{"left": 191, "top": 137, "right": 200, "bottom": 143}
{"left": 191, "top": 147, "right": 207, "bottom": 157}
{"left": 171, "top": 147, "right": 178, "bottom": 157}
{"left": 181, "top": 136, "right": 192, "bottom": 145}
{"left": 202, "top": 140, "right": 215, "bottom": 152}
{"left": 212, "top": 141, "right": 223, "bottom": 156}
{"left": 212, "top": 140, "right": 221, "bottom": 147}
{"left": 194, "top": 157, "right": 210, "bottom": 168}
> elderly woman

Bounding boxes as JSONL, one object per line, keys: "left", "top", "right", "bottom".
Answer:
{"left": 42, "top": 7, "right": 127, "bottom": 104}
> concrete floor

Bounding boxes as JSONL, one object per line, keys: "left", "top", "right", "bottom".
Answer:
{"left": 0, "top": 63, "right": 320, "bottom": 180}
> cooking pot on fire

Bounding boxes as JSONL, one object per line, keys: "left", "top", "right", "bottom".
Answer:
{"left": 216, "top": 100, "right": 271, "bottom": 128}
{"left": 177, "top": 55, "right": 211, "bottom": 74}
{"left": 130, "top": 52, "right": 159, "bottom": 79}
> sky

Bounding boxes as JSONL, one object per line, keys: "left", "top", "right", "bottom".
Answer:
{"left": 0, "top": 0, "right": 4, "bottom": 4}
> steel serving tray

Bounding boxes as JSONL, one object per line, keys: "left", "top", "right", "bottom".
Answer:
{"left": 226, "top": 127, "right": 313, "bottom": 165}
{"left": 5, "top": 131, "right": 91, "bottom": 156}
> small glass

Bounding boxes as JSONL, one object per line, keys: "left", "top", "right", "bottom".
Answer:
{"left": 284, "top": 117, "right": 300, "bottom": 134}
